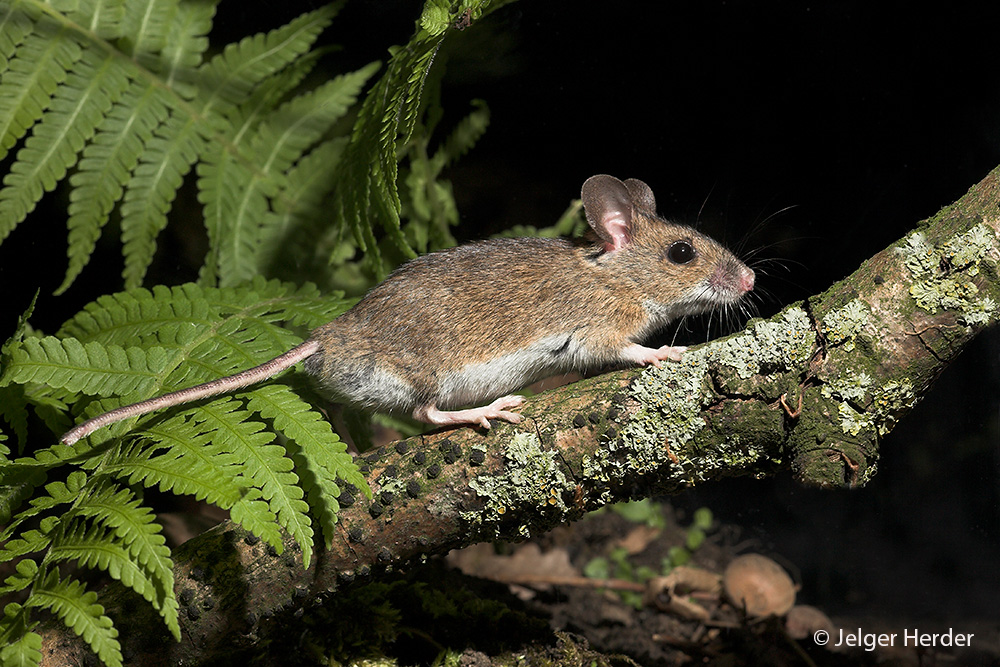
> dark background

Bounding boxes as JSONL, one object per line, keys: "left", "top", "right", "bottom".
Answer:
{"left": 3, "top": 0, "right": 998, "bottom": 635}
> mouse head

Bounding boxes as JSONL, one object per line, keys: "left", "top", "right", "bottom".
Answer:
{"left": 581, "top": 174, "right": 755, "bottom": 319}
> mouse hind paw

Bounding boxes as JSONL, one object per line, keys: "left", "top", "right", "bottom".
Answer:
{"left": 415, "top": 395, "right": 525, "bottom": 429}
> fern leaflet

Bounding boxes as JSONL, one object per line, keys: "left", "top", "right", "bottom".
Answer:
{"left": 0, "top": 47, "right": 129, "bottom": 238}
{"left": 247, "top": 384, "right": 368, "bottom": 546}
{"left": 3, "top": 336, "right": 169, "bottom": 398}
{"left": 0, "top": 602, "right": 42, "bottom": 667}
{"left": 103, "top": 430, "right": 243, "bottom": 508}
{"left": 190, "top": 397, "right": 314, "bottom": 566}
{"left": 59, "top": 484, "right": 179, "bottom": 639}
{"left": 25, "top": 569, "right": 121, "bottom": 667}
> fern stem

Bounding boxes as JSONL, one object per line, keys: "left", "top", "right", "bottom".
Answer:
{"left": 60, "top": 340, "right": 320, "bottom": 445}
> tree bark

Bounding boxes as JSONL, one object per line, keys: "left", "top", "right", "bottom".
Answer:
{"left": 40, "top": 165, "right": 1000, "bottom": 665}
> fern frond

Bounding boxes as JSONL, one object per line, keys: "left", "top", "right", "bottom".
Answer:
{"left": 76, "top": 0, "right": 127, "bottom": 41}
{"left": 197, "top": 48, "right": 333, "bottom": 285}
{"left": 3, "top": 336, "right": 168, "bottom": 397}
{"left": 198, "top": 3, "right": 339, "bottom": 108}
{"left": 0, "top": 47, "right": 130, "bottom": 243}
{"left": 26, "top": 569, "right": 122, "bottom": 667}
{"left": 210, "top": 62, "right": 380, "bottom": 286}
{"left": 191, "top": 397, "right": 314, "bottom": 565}
{"left": 62, "top": 84, "right": 172, "bottom": 294}
{"left": 120, "top": 0, "right": 174, "bottom": 58}
{"left": 333, "top": 41, "right": 432, "bottom": 270}
{"left": 0, "top": 603, "right": 42, "bottom": 667}
{"left": 0, "top": 4, "right": 34, "bottom": 71}
{"left": 227, "top": 487, "right": 283, "bottom": 554}
{"left": 104, "top": 426, "right": 243, "bottom": 508}
{"left": 0, "top": 13, "right": 79, "bottom": 161}
{"left": 0, "top": 0, "right": 373, "bottom": 292}
{"left": 118, "top": 115, "right": 205, "bottom": 285}
{"left": 0, "top": 23, "right": 81, "bottom": 244}
{"left": 0, "top": 521, "right": 56, "bottom": 566}
{"left": 259, "top": 137, "right": 349, "bottom": 280}
{"left": 62, "top": 484, "right": 179, "bottom": 639}
{"left": 153, "top": 0, "right": 216, "bottom": 92}
{"left": 332, "top": 2, "right": 497, "bottom": 273}
{"left": 0, "top": 558, "right": 37, "bottom": 596}
{"left": 247, "top": 384, "right": 368, "bottom": 546}
{"left": 1, "top": 471, "right": 85, "bottom": 542}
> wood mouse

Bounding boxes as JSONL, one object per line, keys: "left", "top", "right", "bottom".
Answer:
{"left": 60, "top": 175, "right": 755, "bottom": 445}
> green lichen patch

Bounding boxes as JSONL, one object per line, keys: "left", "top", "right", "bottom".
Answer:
{"left": 901, "top": 231, "right": 937, "bottom": 277}
{"left": 463, "top": 432, "right": 573, "bottom": 538}
{"left": 941, "top": 224, "right": 994, "bottom": 274}
{"left": 898, "top": 224, "right": 999, "bottom": 325}
{"left": 820, "top": 368, "right": 872, "bottom": 404}
{"left": 822, "top": 370, "right": 915, "bottom": 437}
{"left": 709, "top": 306, "right": 814, "bottom": 380}
{"left": 820, "top": 299, "right": 871, "bottom": 351}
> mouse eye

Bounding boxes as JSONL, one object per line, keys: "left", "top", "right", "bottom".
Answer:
{"left": 667, "top": 240, "right": 696, "bottom": 265}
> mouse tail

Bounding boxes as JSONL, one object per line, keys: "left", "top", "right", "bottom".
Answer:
{"left": 60, "top": 339, "right": 321, "bottom": 445}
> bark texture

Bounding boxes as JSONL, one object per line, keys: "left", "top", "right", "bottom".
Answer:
{"left": 40, "top": 166, "right": 1000, "bottom": 665}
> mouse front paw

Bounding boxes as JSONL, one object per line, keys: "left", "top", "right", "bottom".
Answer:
{"left": 622, "top": 343, "right": 687, "bottom": 368}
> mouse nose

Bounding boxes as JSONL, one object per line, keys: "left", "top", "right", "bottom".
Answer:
{"left": 740, "top": 266, "right": 755, "bottom": 293}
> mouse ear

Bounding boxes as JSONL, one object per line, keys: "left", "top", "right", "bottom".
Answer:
{"left": 623, "top": 178, "right": 656, "bottom": 214}
{"left": 581, "top": 174, "right": 634, "bottom": 253}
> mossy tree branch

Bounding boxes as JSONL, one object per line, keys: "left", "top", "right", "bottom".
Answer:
{"left": 38, "top": 166, "right": 1000, "bottom": 665}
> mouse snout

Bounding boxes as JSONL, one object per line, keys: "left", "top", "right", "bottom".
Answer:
{"left": 739, "top": 265, "right": 755, "bottom": 294}
{"left": 710, "top": 260, "right": 755, "bottom": 299}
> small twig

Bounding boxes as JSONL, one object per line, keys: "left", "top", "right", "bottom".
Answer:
{"left": 779, "top": 392, "right": 803, "bottom": 418}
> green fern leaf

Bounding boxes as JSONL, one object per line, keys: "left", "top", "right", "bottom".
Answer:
{"left": 192, "top": 397, "right": 314, "bottom": 565}
{"left": 0, "top": 25, "right": 81, "bottom": 243}
{"left": 247, "top": 384, "right": 367, "bottom": 546}
{"left": 26, "top": 569, "right": 122, "bottom": 667}
{"left": 119, "top": 115, "right": 205, "bottom": 284}
{"left": 3, "top": 336, "right": 168, "bottom": 397}
{"left": 228, "top": 488, "right": 283, "bottom": 552}
{"left": 119, "top": 0, "right": 174, "bottom": 57}
{"left": 52, "top": 279, "right": 345, "bottom": 397}
{"left": 0, "top": 2, "right": 33, "bottom": 71}
{"left": 61, "top": 84, "right": 172, "bottom": 294}
{"left": 0, "top": 17, "right": 80, "bottom": 161}
{"left": 104, "top": 428, "right": 243, "bottom": 508}
{"left": 259, "top": 137, "right": 349, "bottom": 279}
{"left": 57, "top": 284, "right": 206, "bottom": 346}
{"left": 332, "top": 32, "right": 446, "bottom": 272}
{"left": 0, "top": 605, "right": 42, "bottom": 667}
{"left": 1, "top": 471, "right": 86, "bottom": 542}
{"left": 65, "top": 484, "right": 180, "bottom": 639}
{"left": 0, "top": 48, "right": 130, "bottom": 242}
{"left": 0, "top": 520, "right": 57, "bottom": 565}
{"left": 153, "top": 0, "right": 217, "bottom": 93}
{"left": 199, "top": 3, "right": 339, "bottom": 108}
{"left": 0, "top": 558, "right": 37, "bottom": 596}
{"left": 211, "top": 62, "right": 379, "bottom": 286}
{"left": 71, "top": 0, "right": 127, "bottom": 41}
